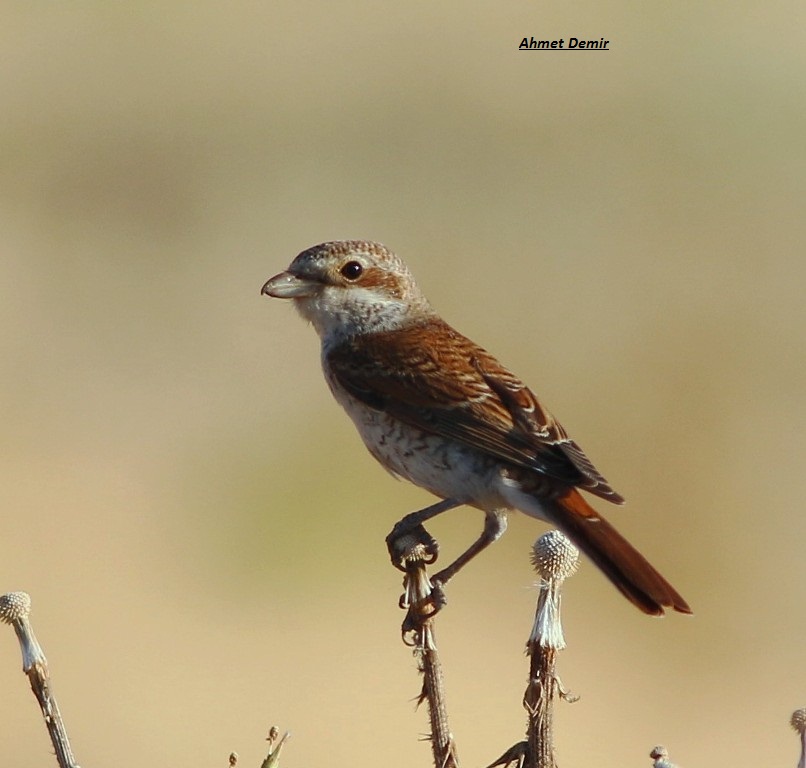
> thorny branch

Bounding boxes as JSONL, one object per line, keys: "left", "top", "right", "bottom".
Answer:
{"left": 397, "top": 538, "right": 459, "bottom": 768}
{"left": 0, "top": 592, "right": 80, "bottom": 768}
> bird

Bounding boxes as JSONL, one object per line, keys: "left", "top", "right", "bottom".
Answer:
{"left": 261, "top": 240, "right": 691, "bottom": 616}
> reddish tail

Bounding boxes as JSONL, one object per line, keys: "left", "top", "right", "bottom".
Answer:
{"left": 544, "top": 489, "right": 691, "bottom": 616}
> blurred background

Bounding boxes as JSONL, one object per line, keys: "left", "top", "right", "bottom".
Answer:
{"left": 1, "top": 2, "right": 804, "bottom": 766}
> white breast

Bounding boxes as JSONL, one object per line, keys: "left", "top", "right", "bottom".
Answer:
{"left": 324, "top": 366, "right": 503, "bottom": 509}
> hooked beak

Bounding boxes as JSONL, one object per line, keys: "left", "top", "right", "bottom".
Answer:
{"left": 261, "top": 271, "right": 320, "bottom": 299}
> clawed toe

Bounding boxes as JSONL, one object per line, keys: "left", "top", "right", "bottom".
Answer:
{"left": 428, "top": 569, "right": 451, "bottom": 591}
{"left": 386, "top": 522, "right": 439, "bottom": 570}
{"left": 400, "top": 574, "right": 448, "bottom": 646}
{"left": 427, "top": 578, "right": 448, "bottom": 611}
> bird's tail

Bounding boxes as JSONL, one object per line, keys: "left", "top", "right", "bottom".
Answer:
{"left": 508, "top": 484, "right": 691, "bottom": 616}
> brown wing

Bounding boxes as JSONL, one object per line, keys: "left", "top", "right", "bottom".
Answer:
{"left": 326, "top": 319, "right": 624, "bottom": 503}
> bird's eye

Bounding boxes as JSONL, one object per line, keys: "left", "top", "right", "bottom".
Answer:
{"left": 340, "top": 261, "right": 363, "bottom": 281}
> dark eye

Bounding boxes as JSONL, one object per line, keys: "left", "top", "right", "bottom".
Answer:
{"left": 340, "top": 261, "right": 363, "bottom": 281}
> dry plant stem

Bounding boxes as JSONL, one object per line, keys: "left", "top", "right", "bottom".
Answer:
{"left": 520, "top": 532, "right": 579, "bottom": 768}
{"left": 260, "top": 727, "right": 290, "bottom": 768}
{"left": 0, "top": 592, "right": 80, "bottom": 768}
{"left": 400, "top": 543, "right": 459, "bottom": 768}
{"left": 417, "top": 643, "right": 457, "bottom": 768}
{"left": 25, "top": 659, "right": 79, "bottom": 768}
{"left": 524, "top": 643, "right": 557, "bottom": 768}
{"left": 793, "top": 708, "right": 806, "bottom": 768}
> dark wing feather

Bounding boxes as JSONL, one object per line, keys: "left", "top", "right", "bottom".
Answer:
{"left": 327, "top": 319, "right": 624, "bottom": 503}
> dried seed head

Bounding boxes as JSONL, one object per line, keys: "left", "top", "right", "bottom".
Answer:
{"left": 396, "top": 534, "right": 433, "bottom": 565}
{"left": 649, "top": 745, "right": 677, "bottom": 768}
{"left": 528, "top": 531, "right": 579, "bottom": 650}
{"left": 792, "top": 708, "right": 806, "bottom": 733}
{"left": 531, "top": 531, "right": 579, "bottom": 581}
{"left": 649, "top": 745, "right": 678, "bottom": 768}
{"left": 0, "top": 592, "right": 31, "bottom": 623}
{"left": 1, "top": 591, "right": 45, "bottom": 671}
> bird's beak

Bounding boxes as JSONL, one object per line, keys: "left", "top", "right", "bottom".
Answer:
{"left": 261, "top": 271, "right": 320, "bottom": 299}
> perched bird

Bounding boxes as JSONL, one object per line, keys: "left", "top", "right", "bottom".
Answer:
{"left": 262, "top": 240, "right": 690, "bottom": 616}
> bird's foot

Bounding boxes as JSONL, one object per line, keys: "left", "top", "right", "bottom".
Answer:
{"left": 386, "top": 521, "right": 439, "bottom": 572}
{"left": 400, "top": 574, "right": 447, "bottom": 648}
{"left": 429, "top": 567, "right": 455, "bottom": 589}
{"left": 394, "top": 529, "right": 447, "bottom": 647}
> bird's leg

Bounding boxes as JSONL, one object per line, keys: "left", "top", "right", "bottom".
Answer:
{"left": 430, "top": 509, "right": 508, "bottom": 587}
{"left": 386, "top": 498, "right": 461, "bottom": 571}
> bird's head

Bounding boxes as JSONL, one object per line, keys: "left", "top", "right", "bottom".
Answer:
{"left": 261, "top": 241, "right": 434, "bottom": 343}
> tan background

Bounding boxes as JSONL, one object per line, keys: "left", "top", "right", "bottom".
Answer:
{"left": 1, "top": 3, "right": 804, "bottom": 767}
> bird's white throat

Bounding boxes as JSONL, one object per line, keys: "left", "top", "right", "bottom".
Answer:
{"left": 296, "top": 286, "right": 429, "bottom": 347}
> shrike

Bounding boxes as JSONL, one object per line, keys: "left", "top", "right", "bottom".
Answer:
{"left": 262, "top": 240, "right": 690, "bottom": 616}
